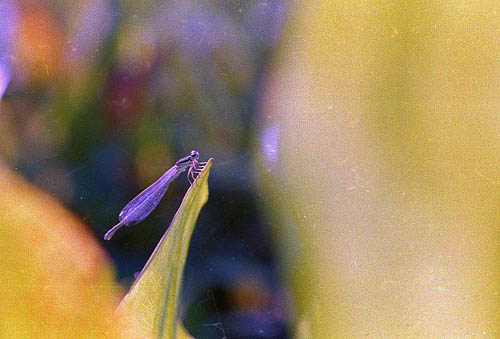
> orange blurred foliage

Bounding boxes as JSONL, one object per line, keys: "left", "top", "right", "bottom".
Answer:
{"left": 14, "top": 2, "right": 65, "bottom": 83}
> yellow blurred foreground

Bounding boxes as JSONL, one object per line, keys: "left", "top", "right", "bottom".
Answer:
{"left": 0, "top": 163, "right": 122, "bottom": 338}
{"left": 259, "top": 1, "right": 500, "bottom": 337}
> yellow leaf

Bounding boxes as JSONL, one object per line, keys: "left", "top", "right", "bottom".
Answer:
{"left": 0, "top": 162, "right": 123, "bottom": 338}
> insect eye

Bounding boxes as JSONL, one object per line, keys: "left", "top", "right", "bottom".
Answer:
{"left": 190, "top": 150, "right": 199, "bottom": 159}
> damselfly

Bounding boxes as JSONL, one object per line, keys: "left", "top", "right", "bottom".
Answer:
{"left": 104, "top": 150, "right": 207, "bottom": 240}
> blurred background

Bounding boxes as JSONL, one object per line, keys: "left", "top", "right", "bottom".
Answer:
{"left": 0, "top": 0, "right": 288, "bottom": 338}
{"left": 2, "top": 1, "right": 500, "bottom": 338}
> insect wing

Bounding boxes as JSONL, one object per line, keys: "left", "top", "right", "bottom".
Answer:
{"left": 118, "top": 166, "right": 179, "bottom": 225}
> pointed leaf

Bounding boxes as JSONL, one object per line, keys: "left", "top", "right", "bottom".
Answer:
{"left": 114, "top": 159, "right": 213, "bottom": 339}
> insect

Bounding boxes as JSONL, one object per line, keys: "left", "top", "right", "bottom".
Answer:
{"left": 104, "top": 150, "right": 206, "bottom": 240}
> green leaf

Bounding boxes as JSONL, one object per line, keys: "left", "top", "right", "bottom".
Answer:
{"left": 114, "top": 159, "right": 213, "bottom": 339}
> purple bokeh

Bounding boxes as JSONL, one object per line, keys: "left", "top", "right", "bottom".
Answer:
{"left": 155, "top": 2, "right": 241, "bottom": 58}
{"left": 65, "top": 0, "right": 115, "bottom": 68}
{"left": 260, "top": 122, "right": 280, "bottom": 170}
{"left": 0, "top": 0, "right": 17, "bottom": 99}
{"left": 244, "top": 1, "right": 287, "bottom": 49}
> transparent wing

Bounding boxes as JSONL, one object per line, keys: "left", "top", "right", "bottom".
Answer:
{"left": 118, "top": 166, "right": 183, "bottom": 225}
